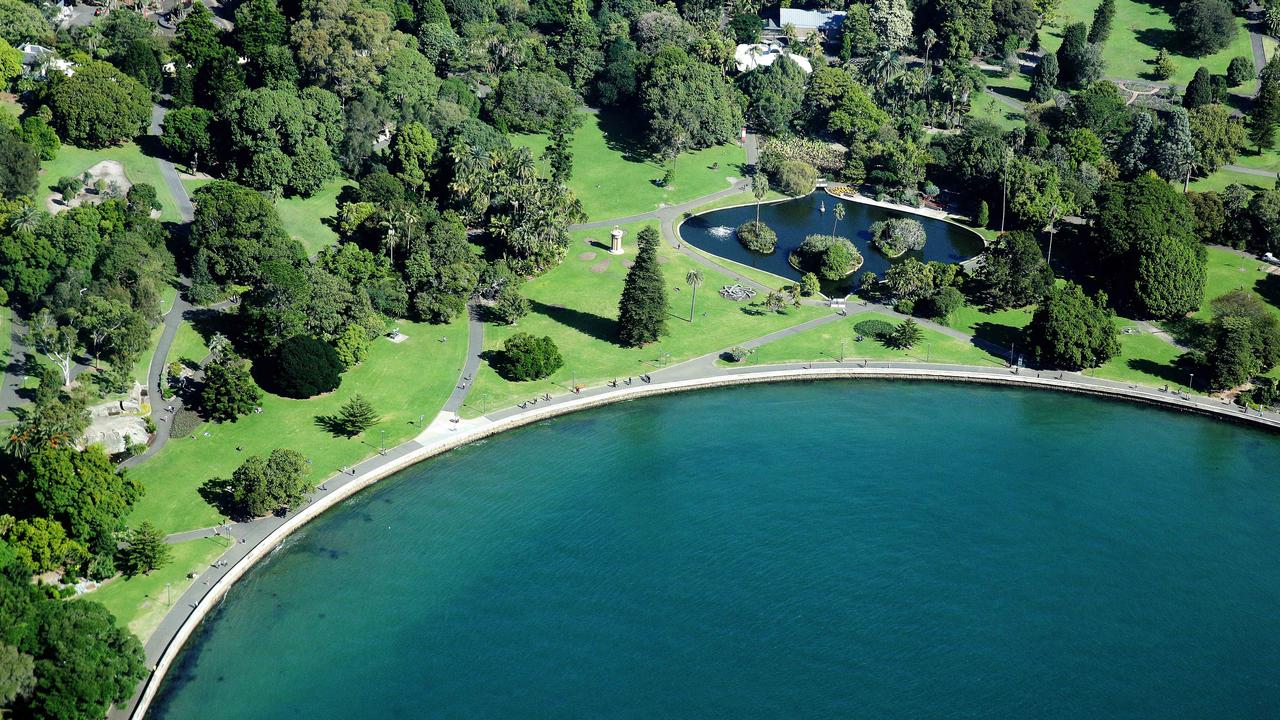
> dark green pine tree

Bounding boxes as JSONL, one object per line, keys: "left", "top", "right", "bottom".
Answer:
{"left": 1087, "top": 0, "right": 1115, "bottom": 45}
{"left": 1249, "top": 62, "right": 1280, "bottom": 151}
{"left": 1030, "top": 52, "right": 1059, "bottom": 101}
{"left": 616, "top": 225, "right": 669, "bottom": 347}
{"left": 120, "top": 521, "right": 173, "bottom": 576}
{"left": 336, "top": 394, "right": 381, "bottom": 436}
{"left": 1183, "top": 66, "right": 1213, "bottom": 109}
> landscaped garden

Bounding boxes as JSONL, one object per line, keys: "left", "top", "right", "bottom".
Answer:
{"left": 736, "top": 311, "right": 1003, "bottom": 367}
{"left": 85, "top": 535, "right": 231, "bottom": 640}
{"left": 41, "top": 142, "right": 185, "bottom": 223}
{"left": 510, "top": 109, "right": 747, "bottom": 221}
{"left": 1040, "top": 0, "right": 1255, "bottom": 87}
{"left": 459, "top": 223, "right": 825, "bottom": 417}
{"left": 128, "top": 316, "right": 469, "bottom": 534}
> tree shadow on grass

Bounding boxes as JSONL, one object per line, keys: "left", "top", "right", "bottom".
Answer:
{"left": 971, "top": 321, "right": 1024, "bottom": 350}
{"left": 1133, "top": 27, "right": 1179, "bottom": 54}
{"left": 529, "top": 299, "right": 617, "bottom": 344}
{"left": 595, "top": 108, "right": 657, "bottom": 164}
{"left": 1160, "top": 315, "right": 1206, "bottom": 347}
{"left": 1255, "top": 273, "right": 1280, "bottom": 308}
{"left": 1127, "top": 356, "right": 1195, "bottom": 387}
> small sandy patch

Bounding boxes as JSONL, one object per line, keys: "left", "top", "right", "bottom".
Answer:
{"left": 46, "top": 160, "right": 131, "bottom": 214}
{"left": 622, "top": 260, "right": 634, "bottom": 269}
{"left": 578, "top": 251, "right": 597, "bottom": 261}
{"left": 590, "top": 261, "right": 611, "bottom": 273}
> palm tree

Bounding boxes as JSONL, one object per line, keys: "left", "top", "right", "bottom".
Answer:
{"left": 922, "top": 29, "right": 938, "bottom": 77}
{"left": 685, "top": 269, "right": 704, "bottom": 322}
{"left": 8, "top": 204, "right": 42, "bottom": 234}
{"left": 752, "top": 173, "right": 769, "bottom": 224}
{"left": 871, "top": 50, "right": 905, "bottom": 89}
{"left": 831, "top": 202, "right": 845, "bottom": 236}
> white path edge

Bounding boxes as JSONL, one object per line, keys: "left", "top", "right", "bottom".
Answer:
{"left": 126, "top": 361, "right": 1280, "bottom": 720}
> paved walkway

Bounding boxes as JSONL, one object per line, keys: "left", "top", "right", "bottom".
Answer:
{"left": 118, "top": 336, "right": 1280, "bottom": 719}
{"left": 123, "top": 103, "right": 197, "bottom": 467}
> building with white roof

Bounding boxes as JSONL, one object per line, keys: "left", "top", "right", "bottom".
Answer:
{"left": 734, "top": 43, "right": 813, "bottom": 74}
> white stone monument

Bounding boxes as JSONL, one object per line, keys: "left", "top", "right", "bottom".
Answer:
{"left": 609, "top": 226, "right": 625, "bottom": 255}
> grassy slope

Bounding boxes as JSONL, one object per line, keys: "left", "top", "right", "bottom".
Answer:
{"left": 85, "top": 535, "right": 231, "bottom": 641}
{"left": 1041, "top": 0, "right": 1255, "bottom": 88}
{"left": 127, "top": 316, "right": 469, "bottom": 534}
{"left": 166, "top": 320, "right": 212, "bottom": 368}
{"left": 1195, "top": 245, "right": 1280, "bottom": 320}
{"left": 41, "top": 143, "right": 184, "bottom": 223}
{"left": 510, "top": 110, "right": 747, "bottom": 221}
{"left": 459, "top": 223, "right": 826, "bottom": 417}
{"left": 184, "top": 177, "right": 345, "bottom": 257}
{"left": 742, "top": 311, "right": 1003, "bottom": 366}
{"left": 1187, "top": 168, "right": 1271, "bottom": 193}
{"left": 276, "top": 179, "right": 350, "bottom": 256}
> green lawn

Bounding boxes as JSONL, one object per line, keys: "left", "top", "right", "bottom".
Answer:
{"left": 738, "top": 311, "right": 1003, "bottom": 366}
{"left": 968, "top": 93, "right": 1026, "bottom": 130}
{"left": 1091, "top": 329, "right": 1189, "bottom": 387}
{"left": 1041, "top": 0, "right": 1255, "bottom": 88}
{"left": 127, "top": 316, "right": 469, "bottom": 534}
{"left": 41, "top": 142, "right": 184, "bottom": 223}
{"left": 1195, "top": 245, "right": 1280, "bottom": 321}
{"left": 1189, "top": 168, "right": 1272, "bottom": 193}
{"left": 510, "top": 109, "right": 747, "bottom": 222}
{"left": 459, "top": 223, "right": 826, "bottom": 417}
{"left": 184, "top": 177, "right": 349, "bottom": 257}
{"left": 166, "top": 320, "right": 212, "bottom": 368}
{"left": 948, "top": 304, "right": 1034, "bottom": 356}
{"left": 276, "top": 179, "right": 350, "bottom": 256}
{"left": 84, "top": 535, "right": 231, "bottom": 641}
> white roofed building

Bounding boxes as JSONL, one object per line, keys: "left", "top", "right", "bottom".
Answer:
{"left": 734, "top": 43, "right": 813, "bottom": 74}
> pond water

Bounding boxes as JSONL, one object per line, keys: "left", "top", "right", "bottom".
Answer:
{"left": 150, "top": 382, "right": 1280, "bottom": 720}
{"left": 680, "top": 193, "right": 985, "bottom": 291}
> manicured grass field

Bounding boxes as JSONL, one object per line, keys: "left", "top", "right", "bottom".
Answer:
{"left": 183, "top": 178, "right": 349, "bottom": 257}
{"left": 967, "top": 93, "right": 1026, "bottom": 130}
{"left": 1189, "top": 168, "right": 1271, "bottom": 193}
{"left": 948, "top": 304, "right": 1034, "bottom": 357}
{"left": 1041, "top": 0, "right": 1255, "bottom": 88}
{"left": 276, "top": 179, "right": 349, "bottom": 256}
{"left": 1196, "top": 245, "right": 1280, "bottom": 320}
{"left": 737, "top": 311, "right": 1003, "bottom": 367}
{"left": 1092, "top": 329, "right": 1189, "bottom": 387}
{"left": 41, "top": 142, "right": 184, "bottom": 223}
{"left": 458, "top": 223, "right": 826, "bottom": 417}
{"left": 85, "top": 535, "right": 231, "bottom": 641}
{"left": 510, "top": 110, "right": 747, "bottom": 222}
{"left": 127, "top": 316, "right": 469, "bottom": 534}
{"left": 166, "top": 320, "right": 212, "bottom": 368}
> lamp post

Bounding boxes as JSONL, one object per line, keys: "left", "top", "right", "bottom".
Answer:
{"left": 1189, "top": 372, "right": 1195, "bottom": 393}
{"left": 380, "top": 429, "right": 386, "bottom": 455}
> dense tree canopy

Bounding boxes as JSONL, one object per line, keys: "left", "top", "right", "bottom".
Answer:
{"left": 48, "top": 62, "right": 151, "bottom": 149}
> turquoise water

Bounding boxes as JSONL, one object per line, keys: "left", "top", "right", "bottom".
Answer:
{"left": 151, "top": 382, "right": 1280, "bottom": 719}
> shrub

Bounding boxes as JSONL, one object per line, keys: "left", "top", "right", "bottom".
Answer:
{"left": 491, "top": 283, "right": 530, "bottom": 325}
{"left": 789, "top": 233, "right": 862, "bottom": 280}
{"left": 1227, "top": 56, "right": 1254, "bottom": 86}
{"left": 975, "top": 200, "right": 990, "bottom": 228}
{"left": 893, "top": 298, "right": 915, "bottom": 315}
{"left": 886, "top": 318, "right": 924, "bottom": 349}
{"left": 870, "top": 218, "right": 927, "bottom": 258}
{"left": 171, "top": 408, "right": 202, "bottom": 437}
{"left": 264, "top": 335, "right": 343, "bottom": 398}
{"left": 54, "top": 175, "right": 82, "bottom": 202}
{"left": 774, "top": 159, "right": 818, "bottom": 196}
{"left": 736, "top": 220, "right": 778, "bottom": 254}
{"left": 800, "top": 272, "right": 820, "bottom": 296}
{"left": 1153, "top": 49, "right": 1177, "bottom": 80}
{"left": 760, "top": 137, "right": 847, "bottom": 172}
{"left": 916, "top": 286, "right": 965, "bottom": 320}
{"left": 495, "top": 332, "right": 563, "bottom": 381}
{"left": 853, "top": 318, "right": 895, "bottom": 340}
{"left": 725, "top": 346, "right": 753, "bottom": 362}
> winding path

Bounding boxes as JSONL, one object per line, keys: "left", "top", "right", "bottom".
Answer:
{"left": 121, "top": 104, "right": 198, "bottom": 467}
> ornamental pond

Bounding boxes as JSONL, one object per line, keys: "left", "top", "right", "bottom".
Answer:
{"left": 150, "top": 382, "right": 1280, "bottom": 719}
{"left": 680, "top": 192, "right": 984, "bottom": 291}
